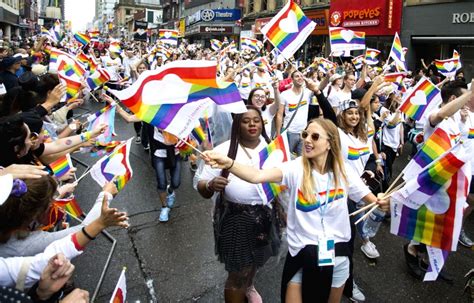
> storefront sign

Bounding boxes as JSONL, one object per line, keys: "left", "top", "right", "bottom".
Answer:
{"left": 186, "top": 11, "right": 201, "bottom": 26}
{"left": 200, "top": 25, "right": 233, "bottom": 33}
{"left": 452, "top": 12, "right": 474, "bottom": 24}
{"left": 305, "top": 9, "right": 329, "bottom": 35}
{"left": 329, "top": 0, "right": 402, "bottom": 35}
{"left": 200, "top": 9, "right": 241, "bottom": 22}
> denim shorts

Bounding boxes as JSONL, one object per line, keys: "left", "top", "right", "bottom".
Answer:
{"left": 289, "top": 256, "right": 349, "bottom": 288}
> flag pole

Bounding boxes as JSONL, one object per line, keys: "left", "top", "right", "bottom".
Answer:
{"left": 178, "top": 138, "right": 204, "bottom": 156}
{"left": 354, "top": 204, "right": 379, "bottom": 225}
{"left": 76, "top": 168, "right": 91, "bottom": 183}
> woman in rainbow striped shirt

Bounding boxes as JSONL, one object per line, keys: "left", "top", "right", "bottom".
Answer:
{"left": 202, "top": 117, "right": 389, "bottom": 303}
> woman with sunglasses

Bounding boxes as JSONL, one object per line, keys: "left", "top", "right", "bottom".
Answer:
{"left": 196, "top": 105, "right": 282, "bottom": 303}
{"left": 246, "top": 80, "right": 281, "bottom": 138}
{"left": 202, "top": 117, "right": 389, "bottom": 303}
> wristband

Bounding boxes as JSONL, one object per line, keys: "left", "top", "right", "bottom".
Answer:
{"left": 205, "top": 180, "right": 213, "bottom": 192}
{"left": 82, "top": 226, "right": 96, "bottom": 240}
{"left": 376, "top": 159, "right": 383, "bottom": 164}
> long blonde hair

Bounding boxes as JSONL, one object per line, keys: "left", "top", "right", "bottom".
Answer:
{"left": 300, "top": 118, "right": 348, "bottom": 202}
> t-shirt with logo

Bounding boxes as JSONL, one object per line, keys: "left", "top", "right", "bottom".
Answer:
{"left": 338, "top": 128, "right": 371, "bottom": 177}
{"left": 280, "top": 157, "right": 371, "bottom": 256}
{"left": 280, "top": 88, "right": 313, "bottom": 133}
{"left": 380, "top": 107, "right": 404, "bottom": 151}
{"left": 251, "top": 72, "right": 274, "bottom": 99}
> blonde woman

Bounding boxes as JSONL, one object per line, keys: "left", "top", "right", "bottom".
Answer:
{"left": 202, "top": 118, "right": 389, "bottom": 303}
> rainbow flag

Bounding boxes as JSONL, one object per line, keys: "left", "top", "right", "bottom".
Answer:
{"left": 251, "top": 57, "right": 273, "bottom": 74}
{"left": 86, "top": 68, "right": 111, "bottom": 91}
{"left": 367, "top": 128, "right": 374, "bottom": 138}
{"left": 87, "top": 104, "right": 116, "bottom": 144}
{"left": 109, "top": 41, "right": 122, "bottom": 54}
{"left": 384, "top": 72, "right": 406, "bottom": 84}
{"left": 318, "top": 58, "right": 338, "bottom": 73}
{"left": 176, "top": 136, "right": 197, "bottom": 157}
{"left": 388, "top": 32, "right": 406, "bottom": 71}
{"left": 107, "top": 60, "right": 246, "bottom": 138}
{"left": 260, "top": 0, "right": 316, "bottom": 59}
{"left": 399, "top": 77, "right": 441, "bottom": 121}
{"left": 365, "top": 48, "right": 380, "bottom": 65}
{"left": 351, "top": 55, "right": 364, "bottom": 70}
{"left": 329, "top": 27, "right": 366, "bottom": 52}
{"left": 434, "top": 58, "right": 459, "bottom": 77}
{"left": 90, "top": 139, "right": 133, "bottom": 192}
{"left": 90, "top": 140, "right": 123, "bottom": 157}
{"left": 453, "top": 49, "right": 462, "bottom": 71}
{"left": 210, "top": 39, "right": 222, "bottom": 51}
{"left": 73, "top": 32, "right": 91, "bottom": 46}
{"left": 296, "top": 188, "right": 345, "bottom": 212}
{"left": 240, "top": 37, "right": 262, "bottom": 53}
{"left": 205, "top": 115, "right": 213, "bottom": 148}
{"left": 347, "top": 146, "right": 370, "bottom": 160}
{"left": 190, "top": 122, "right": 206, "bottom": 145}
{"left": 54, "top": 196, "right": 84, "bottom": 218}
{"left": 159, "top": 29, "right": 179, "bottom": 46}
{"left": 468, "top": 128, "right": 474, "bottom": 139}
{"left": 49, "top": 47, "right": 86, "bottom": 77}
{"left": 256, "top": 132, "right": 290, "bottom": 204}
{"left": 58, "top": 70, "right": 82, "bottom": 100}
{"left": 48, "top": 154, "right": 73, "bottom": 178}
{"left": 89, "top": 30, "right": 100, "bottom": 38}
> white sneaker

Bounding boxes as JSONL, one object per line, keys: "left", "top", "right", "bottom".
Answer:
{"left": 350, "top": 282, "right": 366, "bottom": 302}
{"left": 361, "top": 241, "right": 380, "bottom": 258}
{"left": 159, "top": 207, "right": 170, "bottom": 222}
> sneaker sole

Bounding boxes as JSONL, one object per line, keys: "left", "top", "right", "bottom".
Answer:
{"left": 361, "top": 248, "right": 380, "bottom": 259}
{"left": 458, "top": 240, "right": 473, "bottom": 248}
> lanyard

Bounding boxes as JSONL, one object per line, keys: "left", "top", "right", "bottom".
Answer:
{"left": 315, "top": 173, "right": 331, "bottom": 237}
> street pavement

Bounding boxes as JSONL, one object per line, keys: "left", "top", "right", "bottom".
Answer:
{"left": 71, "top": 101, "right": 473, "bottom": 302}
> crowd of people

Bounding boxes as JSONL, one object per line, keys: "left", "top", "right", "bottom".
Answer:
{"left": 0, "top": 30, "right": 472, "bottom": 303}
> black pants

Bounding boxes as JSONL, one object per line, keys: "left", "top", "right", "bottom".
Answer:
{"left": 382, "top": 145, "right": 397, "bottom": 183}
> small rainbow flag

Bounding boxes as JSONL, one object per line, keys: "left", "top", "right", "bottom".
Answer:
{"left": 159, "top": 29, "right": 179, "bottom": 46}
{"left": 240, "top": 37, "right": 262, "bottom": 53}
{"left": 318, "top": 58, "right": 338, "bottom": 73}
{"left": 176, "top": 136, "right": 197, "bottom": 157}
{"left": 48, "top": 154, "right": 73, "bottom": 178}
{"left": 251, "top": 57, "right": 273, "bottom": 74}
{"left": 90, "top": 140, "right": 123, "bottom": 157}
{"left": 54, "top": 196, "right": 84, "bottom": 219}
{"left": 256, "top": 132, "right": 291, "bottom": 204}
{"left": 190, "top": 123, "right": 206, "bottom": 145}
{"left": 296, "top": 188, "right": 345, "bottom": 212}
{"left": 73, "top": 32, "right": 91, "bottom": 46}
{"left": 453, "top": 49, "right": 462, "bottom": 70}
{"left": 58, "top": 70, "right": 82, "bottom": 100}
{"left": 109, "top": 41, "right": 122, "bottom": 54}
{"left": 351, "top": 55, "right": 364, "bottom": 70}
{"left": 49, "top": 47, "right": 86, "bottom": 77}
{"left": 86, "top": 68, "right": 111, "bottom": 91}
{"left": 210, "top": 39, "right": 222, "bottom": 51}
{"left": 468, "top": 128, "right": 474, "bottom": 139}
{"left": 329, "top": 27, "right": 366, "bottom": 52}
{"left": 368, "top": 128, "right": 374, "bottom": 138}
{"left": 110, "top": 268, "right": 127, "bottom": 303}
{"left": 384, "top": 72, "right": 406, "bottom": 84}
{"left": 399, "top": 77, "right": 441, "bottom": 121}
{"left": 365, "top": 48, "right": 381, "bottom": 65}
{"left": 434, "top": 58, "right": 459, "bottom": 77}
{"left": 260, "top": 0, "right": 316, "bottom": 59}
{"left": 388, "top": 32, "right": 406, "bottom": 71}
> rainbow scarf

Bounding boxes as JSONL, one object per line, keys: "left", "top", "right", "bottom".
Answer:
{"left": 399, "top": 77, "right": 441, "bottom": 121}
{"left": 73, "top": 32, "right": 91, "bottom": 46}
{"left": 389, "top": 32, "right": 406, "bottom": 71}
{"left": 329, "top": 27, "right": 366, "bottom": 52}
{"left": 257, "top": 133, "right": 290, "bottom": 204}
{"left": 365, "top": 48, "right": 380, "bottom": 65}
{"left": 296, "top": 188, "right": 345, "bottom": 212}
{"left": 434, "top": 58, "right": 459, "bottom": 77}
{"left": 48, "top": 154, "right": 72, "bottom": 178}
{"left": 260, "top": 0, "right": 316, "bottom": 59}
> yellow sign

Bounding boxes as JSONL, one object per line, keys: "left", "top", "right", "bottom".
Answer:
{"left": 179, "top": 18, "right": 185, "bottom": 37}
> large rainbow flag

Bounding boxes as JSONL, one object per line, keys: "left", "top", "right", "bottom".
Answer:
{"left": 255, "top": 132, "right": 290, "bottom": 204}
{"left": 260, "top": 0, "right": 316, "bottom": 59}
{"left": 399, "top": 77, "right": 441, "bottom": 121}
{"left": 90, "top": 139, "right": 133, "bottom": 192}
{"left": 329, "top": 27, "right": 365, "bottom": 52}
{"left": 107, "top": 60, "right": 245, "bottom": 138}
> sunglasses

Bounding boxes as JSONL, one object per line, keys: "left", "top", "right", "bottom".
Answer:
{"left": 301, "top": 130, "right": 328, "bottom": 141}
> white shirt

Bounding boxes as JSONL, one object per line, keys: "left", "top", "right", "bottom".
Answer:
{"left": 101, "top": 56, "right": 122, "bottom": 81}
{"left": 235, "top": 73, "right": 252, "bottom": 100}
{"left": 338, "top": 128, "right": 371, "bottom": 177}
{"left": 199, "top": 140, "right": 268, "bottom": 205}
{"left": 252, "top": 72, "right": 274, "bottom": 99}
{"left": 380, "top": 107, "right": 403, "bottom": 151}
{"left": 281, "top": 88, "right": 313, "bottom": 133}
{"left": 153, "top": 128, "right": 178, "bottom": 158}
{"left": 280, "top": 158, "right": 371, "bottom": 256}
{"left": 455, "top": 111, "right": 474, "bottom": 175}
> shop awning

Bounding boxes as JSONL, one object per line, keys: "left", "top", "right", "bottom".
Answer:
{"left": 412, "top": 36, "right": 474, "bottom": 42}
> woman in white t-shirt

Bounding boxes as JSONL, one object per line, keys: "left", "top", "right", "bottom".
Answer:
{"left": 202, "top": 117, "right": 388, "bottom": 303}
{"left": 246, "top": 81, "right": 281, "bottom": 138}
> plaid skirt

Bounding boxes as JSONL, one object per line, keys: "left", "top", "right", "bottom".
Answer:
{"left": 213, "top": 197, "right": 282, "bottom": 272}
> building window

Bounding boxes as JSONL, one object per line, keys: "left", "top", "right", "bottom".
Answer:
{"left": 125, "top": 9, "right": 131, "bottom": 15}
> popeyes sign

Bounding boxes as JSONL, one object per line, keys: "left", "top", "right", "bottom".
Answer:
{"left": 329, "top": 0, "right": 402, "bottom": 35}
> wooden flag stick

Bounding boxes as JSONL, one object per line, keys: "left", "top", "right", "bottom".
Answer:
{"left": 76, "top": 168, "right": 91, "bottom": 183}
{"left": 384, "top": 171, "right": 404, "bottom": 196}
{"left": 354, "top": 204, "right": 379, "bottom": 226}
{"left": 349, "top": 202, "right": 377, "bottom": 217}
{"left": 380, "top": 181, "right": 406, "bottom": 200}
{"left": 178, "top": 138, "right": 204, "bottom": 156}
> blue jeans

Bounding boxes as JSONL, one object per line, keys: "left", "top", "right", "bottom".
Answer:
{"left": 152, "top": 155, "right": 182, "bottom": 192}
{"left": 347, "top": 199, "right": 369, "bottom": 240}
{"left": 287, "top": 131, "right": 302, "bottom": 156}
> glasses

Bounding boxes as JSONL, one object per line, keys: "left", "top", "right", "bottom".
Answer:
{"left": 253, "top": 94, "right": 266, "bottom": 100}
{"left": 301, "top": 130, "right": 328, "bottom": 141}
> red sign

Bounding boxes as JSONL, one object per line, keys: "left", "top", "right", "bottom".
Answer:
{"left": 329, "top": 0, "right": 402, "bottom": 36}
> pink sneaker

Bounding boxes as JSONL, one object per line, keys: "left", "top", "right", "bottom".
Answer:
{"left": 246, "top": 285, "right": 263, "bottom": 303}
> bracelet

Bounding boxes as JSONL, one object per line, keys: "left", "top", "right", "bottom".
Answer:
{"left": 82, "top": 227, "right": 96, "bottom": 240}
{"left": 376, "top": 159, "right": 383, "bottom": 164}
{"left": 227, "top": 159, "right": 234, "bottom": 170}
{"left": 81, "top": 131, "right": 92, "bottom": 142}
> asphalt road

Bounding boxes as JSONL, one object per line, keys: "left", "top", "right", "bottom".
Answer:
{"left": 70, "top": 101, "right": 474, "bottom": 302}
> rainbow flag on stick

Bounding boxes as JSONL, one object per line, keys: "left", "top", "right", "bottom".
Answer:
{"left": 434, "top": 58, "right": 459, "bottom": 78}
{"left": 58, "top": 69, "right": 82, "bottom": 100}
{"left": 255, "top": 131, "right": 290, "bottom": 204}
{"left": 318, "top": 58, "right": 338, "bottom": 73}
{"left": 86, "top": 68, "right": 111, "bottom": 91}
{"left": 87, "top": 104, "right": 116, "bottom": 145}
{"left": 351, "top": 55, "right": 364, "bottom": 70}
{"left": 49, "top": 47, "right": 86, "bottom": 77}
{"left": 48, "top": 154, "right": 73, "bottom": 179}
{"left": 399, "top": 77, "right": 441, "bottom": 121}
{"left": 261, "top": 0, "right": 316, "bottom": 59}
{"left": 54, "top": 195, "right": 84, "bottom": 219}
{"left": 329, "top": 27, "right": 366, "bottom": 53}
{"left": 210, "top": 39, "right": 222, "bottom": 51}
{"left": 90, "top": 139, "right": 133, "bottom": 191}
{"left": 365, "top": 48, "right": 381, "bottom": 65}
{"left": 388, "top": 32, "right": 406, "bottom": 72}
{"left": 190, "top": 122, "right": 206, "bottom": 145}
{"left": 159, "top": 29, "right": 179, "bottom": 46}
{"left": 107, "top": 60, "right": 245, "bottom": 139}
{"left": 453, "top": 49, "right": 462, "bottom": 70}
{"left": 73, "top": 32, "right": 91, "bottom": 46}
{"left": 240, "top": 37, "right": 262, "bottom": 53}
